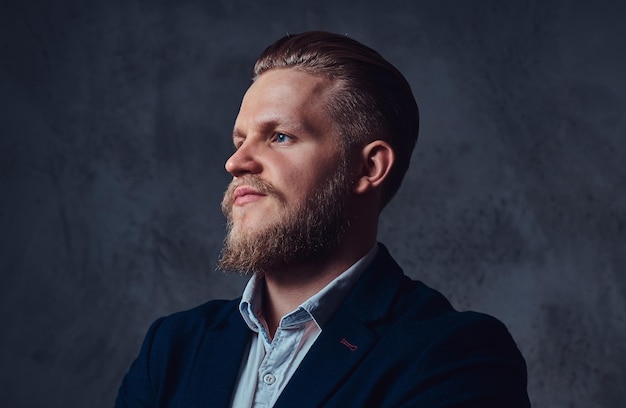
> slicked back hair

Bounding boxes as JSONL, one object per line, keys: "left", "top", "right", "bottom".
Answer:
{"left": 253, "top": 31, "right": 420, "bottom": 209}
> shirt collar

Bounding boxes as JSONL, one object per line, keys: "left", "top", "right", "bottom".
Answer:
{"left": 238, "top": 244, "right": 379, "bottom": 333}
{"left": 239, "top": 272, "right": 265, "bottom": 334}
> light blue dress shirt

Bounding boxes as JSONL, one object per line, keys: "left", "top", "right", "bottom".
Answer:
{"left": 230, "top": 245, "right": 378, "bottom": 407}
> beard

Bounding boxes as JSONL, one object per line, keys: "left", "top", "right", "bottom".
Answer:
{"left": 218, "top": 162, "right": 351, "bottom": 275}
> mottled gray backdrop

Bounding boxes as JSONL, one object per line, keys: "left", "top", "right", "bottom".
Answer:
{"left": 1, "top": 0, "right": 625, "bottom": 407}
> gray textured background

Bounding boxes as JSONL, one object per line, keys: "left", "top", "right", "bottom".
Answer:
{"left": 1, "top": 1, "right": 625, "bottom": 407}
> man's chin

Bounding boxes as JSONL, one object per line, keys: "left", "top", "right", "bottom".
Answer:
{"left": 217, "top": 228, "right": 274, "bottom": 275}
{"left": 229, "top": 209, "right": 278, "bottom": 235}
{"left": 218, "top": 229, "right": 340, "bottom": 276}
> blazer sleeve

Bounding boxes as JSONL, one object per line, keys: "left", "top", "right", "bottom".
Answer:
{"left": 115, "top": 317, "right": 165, "bottom": 408}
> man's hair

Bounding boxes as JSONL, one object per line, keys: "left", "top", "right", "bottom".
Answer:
{"left": 253, "top": 31, "right": 420, "bottom": 208}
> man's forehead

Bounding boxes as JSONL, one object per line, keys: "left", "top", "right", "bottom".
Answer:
{"left": 246, "top": 69, "right": 334, "bottom": 101}
{"left": 233, "top": 69, "right": 337, "bottom": 135}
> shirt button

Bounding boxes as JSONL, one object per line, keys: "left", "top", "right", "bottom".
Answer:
{"left": 263, "top": 373, "right": 276, "bottom": 385}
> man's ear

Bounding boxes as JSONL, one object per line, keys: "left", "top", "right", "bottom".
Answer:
{"left": 353, "top": 140, "right": 395, "bottom": 194}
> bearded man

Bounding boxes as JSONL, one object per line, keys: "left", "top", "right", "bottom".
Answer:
{"left": 116, "top": 31, "right": 530, "bottom": 407}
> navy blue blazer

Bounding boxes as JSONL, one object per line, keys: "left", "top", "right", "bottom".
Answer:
{"left": 116, "top": 245, "right": 530, "bottom": 407}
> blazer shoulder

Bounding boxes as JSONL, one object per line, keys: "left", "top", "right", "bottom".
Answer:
{"left": 358, "top": 277, "right": 530, "bottom": 407}
{"left": 391, "top": 277, "right": 521, "bottom": 351}
{"left": 153, "top": 297, "right": 242, "bottom": 339}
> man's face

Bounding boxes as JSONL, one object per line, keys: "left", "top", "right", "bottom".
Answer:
{"left": 218, "top": 69, "right": 351, "bottom": 274}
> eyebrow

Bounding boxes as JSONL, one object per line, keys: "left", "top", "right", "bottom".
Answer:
{"left": 231, "top": 127, "right": 246, "bottom": 142}
{"left": 232, "top": 118, "right": 318, "bottom": 142}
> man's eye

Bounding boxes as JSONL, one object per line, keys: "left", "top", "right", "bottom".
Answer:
{"left": 274, "top": 133, "right": 291, "bottom": 143}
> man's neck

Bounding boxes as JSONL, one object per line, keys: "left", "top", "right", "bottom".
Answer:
{"left": 261, "top": 238, "right": 375, "bottom": 339}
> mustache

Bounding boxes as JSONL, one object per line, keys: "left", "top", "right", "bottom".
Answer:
{"left": 221, "top": 176, "right": 278, "bottom": 216}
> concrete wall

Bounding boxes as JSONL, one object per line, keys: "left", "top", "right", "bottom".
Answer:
{"left": 1, "top": 1, "right": 624, "bottom": 406}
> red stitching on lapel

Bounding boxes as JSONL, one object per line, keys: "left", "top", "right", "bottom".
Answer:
{"left": 339, "top": 338, "right": 358, "bottom": 351}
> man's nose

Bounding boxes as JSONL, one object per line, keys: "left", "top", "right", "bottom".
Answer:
{"left": 225, "top": 141, "right": 262, "bottom": 177}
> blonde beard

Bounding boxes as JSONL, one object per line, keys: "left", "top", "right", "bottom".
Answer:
{"left": 218, "top": 167, "right": 350, "bottom": 275}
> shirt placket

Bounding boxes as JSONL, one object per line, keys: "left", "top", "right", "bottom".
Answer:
{"left": 253, "top": 309, "right": 311, "bottom": 407}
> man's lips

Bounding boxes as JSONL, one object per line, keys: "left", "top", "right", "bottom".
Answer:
{"left": 233, "top": 186, "right": 266, "bottom": 205}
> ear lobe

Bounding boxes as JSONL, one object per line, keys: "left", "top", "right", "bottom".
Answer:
{"left": 353, "top": 140, "right": 395, "bottom": 194}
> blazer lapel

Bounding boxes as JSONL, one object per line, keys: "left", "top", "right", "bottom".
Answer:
{"left": 274, "top": 244, "right": 405, "bottom": 408}
{"left": 185, "top": 304, "right": 251, "bottom": 408}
